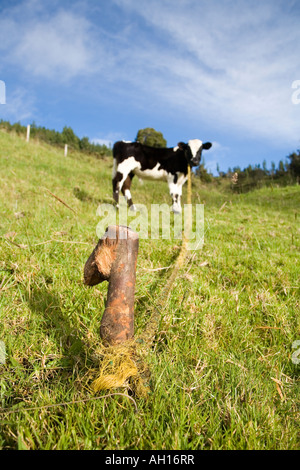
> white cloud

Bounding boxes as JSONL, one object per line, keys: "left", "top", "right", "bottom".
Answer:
{"left": 0, "top": 2, "right": 105, "bottom": 81}
{"left": 91, "top": 132, "right": 125, "bottom": 148}
{"left": 111, "top": 0, "right": 300, "bottom": 146}
{"left": 92, "top": 138, "right": 113, "bottom": 148}
{"left": 0, "top": 87, "right": 36, "bottom": 122}
{"left": 1, "top": 0, "right": 300, "bottom": 152}
{"left": 15, "top": 13, "right": 96, "bottom": 80}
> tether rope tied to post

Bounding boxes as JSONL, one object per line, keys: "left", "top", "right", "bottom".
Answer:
{"left": 136, "top": 163, "right": 193, "bottom": 349}
{"left": 90, "top": 165, "right": 193, "bottom": 400}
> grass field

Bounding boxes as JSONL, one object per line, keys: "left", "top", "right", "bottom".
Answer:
{"left": 0, "top": 130, "right": 299, "bottom": 450}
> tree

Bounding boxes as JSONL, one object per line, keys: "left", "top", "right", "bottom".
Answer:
{"left": 275, "top": 160, "right": 286, "bottom": 179}
{"left": 288, "top": 151, "right": 300, "bottom": 177}
{"left": 79, "top": 136, "right": 91, "bottom": 152}
{"left": 135, "top": 127, "right": 167, "bottom": 147}
{"left": 271, "top": 161, "right": 276, "bottom": 176}
{"left": 195, "top": 157, "right": 213, "bottom": 182}
{"left": 61, "top": 126, "right": 80, "bottom": 149}
{"left": 262, "top": 159, "right": 268, "bottom": 174}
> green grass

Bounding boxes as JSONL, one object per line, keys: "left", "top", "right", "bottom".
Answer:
{"left": 0, "top": 130, "right": 299, "bottom": 450}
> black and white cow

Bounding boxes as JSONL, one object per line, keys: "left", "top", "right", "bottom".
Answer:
{"left": 112, "top": 139, "right": 212, "bottom": 213}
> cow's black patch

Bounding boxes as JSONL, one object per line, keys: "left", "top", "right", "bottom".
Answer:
{"left": 113, "top": 141, "right": 189, "bottom": 176}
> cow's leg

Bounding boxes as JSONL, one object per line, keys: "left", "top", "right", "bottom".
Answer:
{"left": 112, "top": 171, "right": 123, "bottom": 208}
{"left": 121, "top": 172, "right": 136, "bottom": 211}
{"left": 172, "top": 193, "right": 181, "bottom": 214}
{"left": 168, "top": 174, "right": 185, "bottom": 213}
{"left": 113, "top": 159, "right": 139, "bottom": 209}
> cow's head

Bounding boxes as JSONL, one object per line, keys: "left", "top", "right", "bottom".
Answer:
{"left": 178, "top": 139, "right": 212, "bottom": 167}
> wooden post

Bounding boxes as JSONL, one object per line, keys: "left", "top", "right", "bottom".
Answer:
{"left": 84, "top": 225, "right": 139, "bottom": 345}
{"left": 64, "top": 144, "right": 68, "bottom": 157}
{"left": 26, "top": 124, "right": 30, "bottom": 142}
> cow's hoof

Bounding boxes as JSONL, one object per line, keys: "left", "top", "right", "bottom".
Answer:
{"left": 172, "top": 206, "right": 181, "bottom": 214}
{"left": 129, "top": 204, "right": 137, "bottom": 212}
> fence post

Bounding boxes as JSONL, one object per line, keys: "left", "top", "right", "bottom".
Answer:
{"left": 64, "top": 144, "right": 68, "bottom": 157}
{"left": 26, "top": 124, "right": 30, "bottom": 142}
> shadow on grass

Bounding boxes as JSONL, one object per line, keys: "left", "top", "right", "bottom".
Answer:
{"left": 73, "top": 186, "right": 115, "bottom": 206}
{"left": 24, "top": 281, "right": 86, "bottom": 366}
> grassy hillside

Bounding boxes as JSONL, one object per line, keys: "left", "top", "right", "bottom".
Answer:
{"left": 0, "top": 130, "right": 299, "bottom": 450}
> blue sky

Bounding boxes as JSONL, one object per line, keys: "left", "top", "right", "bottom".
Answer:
{"left": 1, "top": 0, "right": 300, "bottom": 174}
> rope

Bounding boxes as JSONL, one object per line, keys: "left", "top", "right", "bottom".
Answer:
{"left": 91, "top": 165, "right": 193, "bottom": 398}
{"left": 137, "top": 164, "right": 192, "bottom": 346}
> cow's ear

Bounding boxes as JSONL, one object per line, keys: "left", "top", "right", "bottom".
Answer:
{"left": 202, "top": 142, "right": 212, "bottom": 150}
{"left": 177, "top": 142, "right": 187, "bottom": 150}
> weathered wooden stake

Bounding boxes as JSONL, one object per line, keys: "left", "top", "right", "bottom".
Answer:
{"left": 84, "top": 225, "right": 139, "bottom": 345}
{"left": 64, "top": 144, "right": 68, "bottom": 157}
